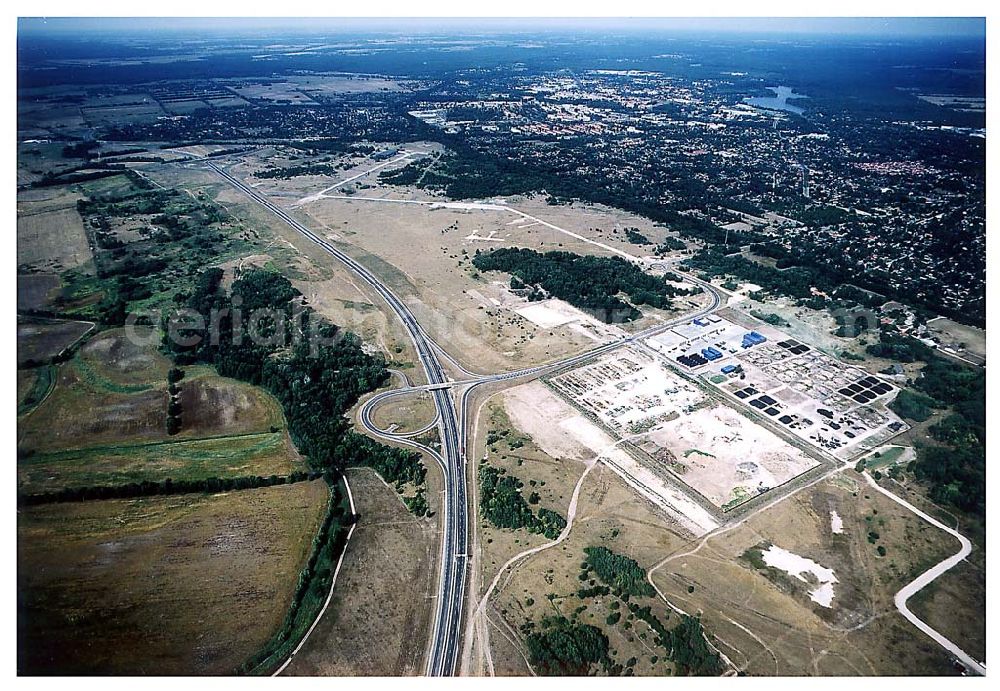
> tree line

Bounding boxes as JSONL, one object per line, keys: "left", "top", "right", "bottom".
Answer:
{"left": 18, "top": 471, "right": 321, "bottom": 506}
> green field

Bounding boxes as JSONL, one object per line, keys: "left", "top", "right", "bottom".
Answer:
{"left": 18, "top": 431, "right": 302, "bottom": 495}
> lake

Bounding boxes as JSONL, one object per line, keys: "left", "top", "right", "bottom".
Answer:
{"left": 745, "top": 86, "right": 809, "bottom": 115}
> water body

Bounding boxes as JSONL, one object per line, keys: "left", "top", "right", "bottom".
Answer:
{"left": 745, "top": 86, "right": 809, "bottom": 115}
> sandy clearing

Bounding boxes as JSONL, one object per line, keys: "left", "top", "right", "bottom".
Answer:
{"left": 503, "top": 381, "right": 718, "bottom": 535}
{"left": 761, "top": 544, "right": 839, "bottom": 608}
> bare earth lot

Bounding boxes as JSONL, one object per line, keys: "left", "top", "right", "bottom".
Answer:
{"left": 18, "top": 481, "right": 328, "bottom": 675}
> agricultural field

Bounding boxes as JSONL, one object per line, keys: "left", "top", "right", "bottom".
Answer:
{"left": 16, "top": 316, "right": 93, "bottom": 365}
{"left": 17, "top": 480, "right": 329, "bottom": 675}
{"left": 17, "top": 366, "right": 55, "bottom": 416}
{"left": 17, "top": 273, "right": 62, "bottom": 311}
{"left": 17, "top": 327, "right": 303, "bottom": 493}
{"left": 16, "top": 187, "right": 91, "bottom": 273}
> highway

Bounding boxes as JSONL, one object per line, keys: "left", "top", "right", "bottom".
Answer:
{"left": 210, "top": 160, "right": 983, "bottom": 679}
{"left": 208, "top": 162, "right": 467, "bottom": 677}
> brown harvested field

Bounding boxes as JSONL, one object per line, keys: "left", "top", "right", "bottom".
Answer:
{"left": 17, "top": 273, "right": 61, "bottom": 311}
{"left": 17, "top": 317, "right": 93, "bottom": 365}
{"left": 16, "top": 200, "right": 92, "bottom": 272}
{"left": 648, "top": 472, "right": 963, "bottom": 675}
{"left": 78, "top": 327, "right": 172, "bottom": 386}
{"left": 19, "top": 327, "right": 286, "bottom": 453}
{"left": 177, "top": 374, "right": 286, "bottom": 438}
{"left": 17, "top": 360, "right": 168, "bottom": 453}
{"left": 283, "top": 468, "right": 438, "bottom": 676}
{"left": 17, "top": 480, "right": 329, "bottom": 675}
{"left": 908, "top": 559, "right": 986, "bottom": 664}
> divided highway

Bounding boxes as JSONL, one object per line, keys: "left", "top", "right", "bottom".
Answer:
{"left": 212, "top": 163, "right": 982, "bottom": 678}
{"left": 208, "top": 163, "right": 467, "bottom": 676}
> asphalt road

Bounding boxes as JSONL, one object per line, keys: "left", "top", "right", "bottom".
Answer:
{"left": 863, "top": 473, "right": 985, "bottom": 676}
{"left": 209, "top": 163, "right": 467, "bottom": 676}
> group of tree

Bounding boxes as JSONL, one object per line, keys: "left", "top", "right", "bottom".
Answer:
{"left": 582, "top": 546, "right": 656, "bottom": 598}
{"left": 473, "top": 248, "right": 684, "bottom": 323}
{"left": 524, "top": 616, "right": 612, "bottom": 675}
{"left": 668, "top": 615, "right": 723, "bottom": 676}
{"left": 254, "top": 161, "right": 341, "bottom": 180}
{"left": 478, "top": 464, "right": 566, "bottom": 539}
{"left": 166, "top": 367, "right": 184, "bottom": 435}
{"left": 624, "top": 228, "right": 650, "bottom": 245}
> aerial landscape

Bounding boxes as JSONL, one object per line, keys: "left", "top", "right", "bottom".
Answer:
{"left": 14, "top": 15, "right": 987, "bottom": 678}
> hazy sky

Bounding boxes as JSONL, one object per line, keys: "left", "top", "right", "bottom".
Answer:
{"left": 18, "top": 16, "right": 987, "bottom": 39}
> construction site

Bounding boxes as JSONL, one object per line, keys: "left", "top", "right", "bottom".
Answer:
{"left": 642, "top": 313, "right": 909, "bottom": 460}
{"left": 541, "top": 310, "right": 910, "bottom": 514}
{"left": 546, "top": 345, "right": 819, "bottom": 513}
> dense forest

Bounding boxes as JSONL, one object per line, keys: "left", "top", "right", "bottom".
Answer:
{"left": 525, "top": 616, "right": 612, "bottom": 675}
{"left": 868, "top": 327, "right": 986, "bottom": 517}
{"left": 473, "top": 248, "right": 685, "bottom": 323}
